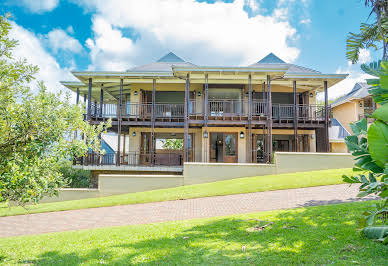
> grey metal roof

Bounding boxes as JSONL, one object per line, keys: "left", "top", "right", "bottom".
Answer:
{"left": 329, "top": 118, "right": 351, "bottom": 141}
{"left": 331, "top": 82, "right": 371, "bottom": 107}
{"left": 257, "top": 53, "right": 285, "bottom": 63}
{"left": 248, "top": 53, "right": 321, "bottom": 75}
{"left": 128, "top": 52, "right": 196, "bottom": 73}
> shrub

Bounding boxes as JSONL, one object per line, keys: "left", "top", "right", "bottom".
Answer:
{"left": 59, "top": 161, "right": 90, "bottom": 188}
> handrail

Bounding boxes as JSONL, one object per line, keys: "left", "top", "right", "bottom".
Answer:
{"left": 88, "top": 102, "right": 329, "bottom": 120}
{"left": 79, "top": 151, "right": 183, "bottom": 166}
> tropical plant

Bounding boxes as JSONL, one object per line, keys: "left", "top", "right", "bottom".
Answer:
{"left": 343, "top": 60, "right": 388, "bottom": 244}
{"left": 0, "top": 14, "right": 111, "bottom": 206}
{"left": 346, "top": 0, "right": 388, "bottom": 63}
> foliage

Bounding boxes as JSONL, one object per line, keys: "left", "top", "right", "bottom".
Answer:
{"left": 343, "top": 60, "right": 388, "bottom": 243}
{"left": 59, "top": 161, "right": 90, "bottom": 188}
{"left": 161, "top": 138, "right": 183, "bottom": 150}
{"left": 346, "top": 0, "right": 388, "bottom": 63}
{"left": 0, "top": 15, "right": 110, "bottom": 206}
{"left": 0, "top": 201, "right": 387, "bottom": 265}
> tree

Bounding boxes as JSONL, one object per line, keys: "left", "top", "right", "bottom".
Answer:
{"left": 161, "top": 139, "right": 183, "bottom": 150}
{"left": 0, "top": 14, "right": 111, "bottom": 206}
{"left": 346, "top": 0, "right": 388, "bottom": 63}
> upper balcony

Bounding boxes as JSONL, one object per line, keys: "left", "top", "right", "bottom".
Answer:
{"left": 87, "top": 100, "right": 329, "bottom": 124}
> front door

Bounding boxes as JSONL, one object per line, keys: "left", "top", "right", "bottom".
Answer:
{"left": 140, "top": 132, "right": 151, "bottom": 165}
{"left": 210, "top": 133, "right": 238, "bottom": 163}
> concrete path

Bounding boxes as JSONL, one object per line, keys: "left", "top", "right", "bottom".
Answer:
{"left": 0, "top": 184, "right": 376, "bottom": 238}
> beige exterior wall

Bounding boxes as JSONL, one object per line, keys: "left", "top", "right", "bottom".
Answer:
{"left": 332, "top": 101, "right": 358, "bottom": 133}
{"left": 41, "top": 189, "right": 101, "bottom": 203}
{"left": 184, "top": 162, "right": 276, "bottom": 184}
{"left": 330, "top": 142, "right": 348, "bottom": 153}
{"left": 99, "top": 174, "right": 183, "bottom": 194}
{"left": 275, "top": 152, "right": 353, "bottom": 174}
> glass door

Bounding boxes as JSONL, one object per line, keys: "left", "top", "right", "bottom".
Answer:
{"left": 223, "top": 133, "right": 238, "bottom": 163}
{"left": 140, "top": 132, "right": 151, "bottom": 165}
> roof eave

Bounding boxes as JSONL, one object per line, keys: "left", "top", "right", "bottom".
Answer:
{"left": 71, "top": 71, "right": 175, "bottom": 78}
{"left": 283, "top": 73, "right": 349, "bottom": 79}
{"left": 172, "top": 66, "right": 289, "bottom": 73}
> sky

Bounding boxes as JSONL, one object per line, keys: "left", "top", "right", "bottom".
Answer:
{"left": 0, "top": 0, "right": 381, "bottom": 99}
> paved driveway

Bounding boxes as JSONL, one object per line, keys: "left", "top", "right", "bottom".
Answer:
{"left": 0, "top": 184, "right": 375, "bottom": 238}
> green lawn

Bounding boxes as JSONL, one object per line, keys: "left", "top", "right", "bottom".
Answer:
{"left": 0, "top": 201, "right": 386, "bottom": 265}
{"left": 0, "top": 168, "right": 354, "bottom": 217}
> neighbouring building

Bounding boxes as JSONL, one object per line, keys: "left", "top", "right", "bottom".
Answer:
{"left": 330, "top": 82, "right": 376, "bottom": 153}
{"left": 61, "top": 52, "right": 347, "bottom": 181}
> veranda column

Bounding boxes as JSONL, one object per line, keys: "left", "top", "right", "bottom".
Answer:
{"left": 324, "top": 80, "right": 329, "bottom": 152}
{"left": 293, "top": 80, "right": 298, "bottom": 152}
{"left": 184, "top": 73, "right": 190, "bottom": 162}
{"left": 76, "top": 87, "right": 80, "bottom": 105}
{"left": 87, "top": 78, "right": 92, "bottom": 120}
{"left": 100, "top": 85, "right": 104, "bottom": 117}
{"left": 267, "top": 75, "right": 273, "bottom": 163}
{"left": 74, "top": 88, "right": 80, "bottom": 139}
{"left": 117, "top": 78, "right": 123, "bottom": 166}
{"left": 151, "top": 78, "right": 156, "bottom": 165}
{"left": 247, "top": 74, "right": 253, "bottom": 163}
{"left": 204, "top": 73, "right": 209, "bottom": 162}
{"left": 262, "top": 82, "right": 267, "bottom": 161}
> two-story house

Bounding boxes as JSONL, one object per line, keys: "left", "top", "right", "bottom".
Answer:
{"left": 330, "top": 82, "right": 375, "bottom": 152}
{"left": 61, "top": 52, "right": 347, "bottom": 181}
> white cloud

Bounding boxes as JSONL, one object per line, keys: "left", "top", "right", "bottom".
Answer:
{"left": 20, "top": 0, "right": 59, "bottom": 13}
{"left": 358, "top": 49, "right": 371, "bottom": 64}
{"left": 9, "top": 22, "right": 75, "bottom": 95}
{"left": 245, "top": 0, "right": 259, "bottom": 11}
{"left": 300, "top": 18, "right": 311, "bottom": 25}
{"left": 326, "top": 64, "right": 374, "bottom": 100}
{"left": 77, "top": 0, "right": 300, "bottom": 71}
{"left": 46, "top": 29, "right": 83, "bottom": 54}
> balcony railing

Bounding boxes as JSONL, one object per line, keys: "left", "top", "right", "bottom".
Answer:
{"left": 77, "top": 151, "right": 183, "bottom": 166}
{"left": 89, "top": 102, "right": 329, "bottom": 121}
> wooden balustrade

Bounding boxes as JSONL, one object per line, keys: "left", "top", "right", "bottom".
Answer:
{"left": 88, "top": 101, "right": 329, "bottom": 121}
{"left": 80, "top": 151, "right": 183, "bottom": 166}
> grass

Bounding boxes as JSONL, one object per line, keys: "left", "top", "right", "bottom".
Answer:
{"left": 0, "top": 168, "right": 354, "bottom": 217}
{"left": 0, "top": 201, "right": 386, "bottom": 265}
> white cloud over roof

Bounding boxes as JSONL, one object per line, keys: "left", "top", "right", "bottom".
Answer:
{"left": 78, "top": 0, "right": 300, "bottom": 71}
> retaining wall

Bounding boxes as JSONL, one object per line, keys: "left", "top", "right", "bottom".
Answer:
{"left": 45, "top": 152, "right": 354, "bottom": 202}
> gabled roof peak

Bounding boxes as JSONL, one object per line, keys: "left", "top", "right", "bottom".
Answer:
{"left": 257, "top": 53, "right": 286, "bottom": 64}
{"left": 157, "top": 52, "right": 185, "bottom": 63}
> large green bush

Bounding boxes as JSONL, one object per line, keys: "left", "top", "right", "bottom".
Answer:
{"left": 343, "top": 61, "right": 388, "bottom": 244}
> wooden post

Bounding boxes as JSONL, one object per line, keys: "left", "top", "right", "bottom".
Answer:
{"left": 267, "top": 75, "right": 273, "bottom": 163}
{"left": 293, "top": 80, "right": 298, "bottom": 152}
{"left": 74, "top": 88, "right": 80, "bottom": 140}
{"left": 184, "top": 74, "right": 190, "bottom": 162}
{"left": 94, "top": 100, "right": 97, "bottom": 118}
{"left": 76, "top": 88, "right": 80, "bottom": 104}
{"left": 324, "top": 80, "right": 329, "bottom": 152}
{"left": 248, "top": 74, "right": 252, "bottom": 163}
{"left": 262, "top": 82, "right": 266, "bottom": 103}
{"left": 100, "top": 85, "right": 104, "bottom": 117}
{"left": 117, "top": 78, "right": 123, "bottom": 166}
{"left": 151, "top": 78, "right": 156, "bottom": 165}
{"left": 204, "top": 73, "right": 209, "bottom": 162}
{"left": 87, "top": 78, "right": 92, "bottom": 120}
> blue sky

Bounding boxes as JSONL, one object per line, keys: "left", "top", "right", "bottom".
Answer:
{"left": 0, "top": 0, "right": 380, "bottom": 98}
